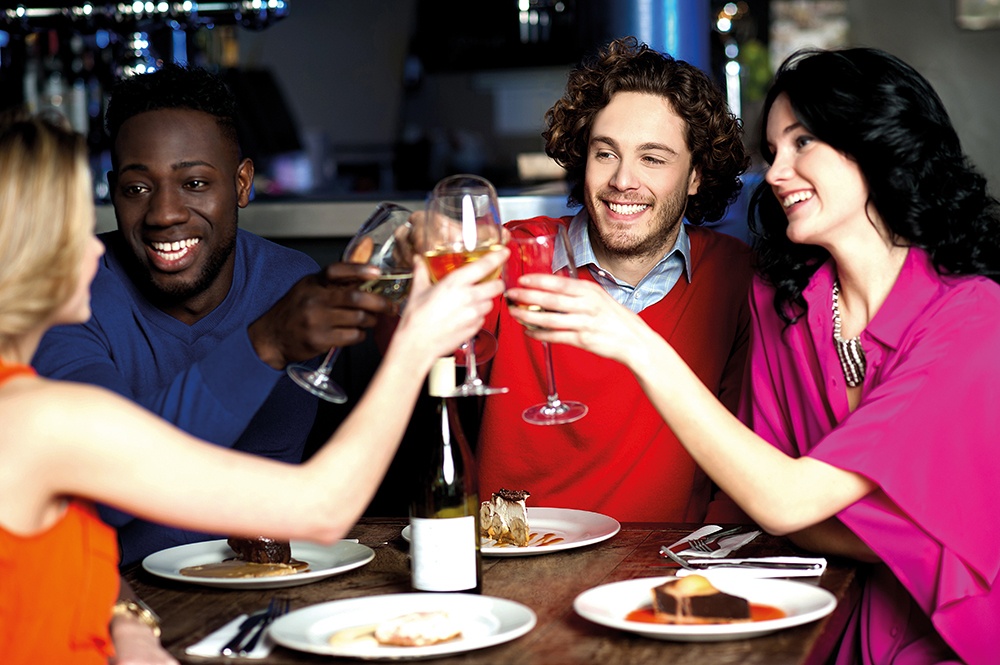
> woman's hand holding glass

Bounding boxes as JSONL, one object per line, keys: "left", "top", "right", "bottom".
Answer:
{"left": 506, "top": 273, "right": 655, "bottom": 371}
{"left": 417, "top": 174, "right": 509, "bottom": 397}
{"left": 395, "top": 246, "right": 507, "bottom": 363}
{"left": 504, "top": 221, "right": 588, "bottom": 425}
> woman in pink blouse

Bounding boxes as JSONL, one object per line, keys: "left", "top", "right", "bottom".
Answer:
{"left": 506, "top": 48, "right": 1000, "bottom": 664}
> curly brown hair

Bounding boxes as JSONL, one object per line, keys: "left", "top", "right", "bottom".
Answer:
{"left": 543, "top": 36, "right": 748, "bottom": 224}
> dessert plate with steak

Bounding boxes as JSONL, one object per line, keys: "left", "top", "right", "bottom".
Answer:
{"left": 269, "top": 593, "right": 536, "bottom": 659}
{"left": 402, "top": 489, "right": 621, "bottom": 557}
{"left": 573, "top": 575, "right": 836, "bottom": 642}
{"left": 142, "top": 536, "right": 375, "bottom": 589}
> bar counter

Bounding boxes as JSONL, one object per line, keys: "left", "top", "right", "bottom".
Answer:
{"left": 123, "top": 518, "right": 862, "bottom": 664}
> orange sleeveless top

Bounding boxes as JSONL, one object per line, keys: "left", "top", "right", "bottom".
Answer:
{"left": 0, "top": 361, "right": 120, "bottom": 664}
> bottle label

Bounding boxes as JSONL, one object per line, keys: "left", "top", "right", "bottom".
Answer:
{"left": 410, "top": 516, "right": 478, "bottom": 591}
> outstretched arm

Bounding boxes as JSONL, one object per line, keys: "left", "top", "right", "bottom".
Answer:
{"left": 505, "top": 273, "right": 875, "bottom": 535}
{"left": 6, "top": 251, "right": 507, "bottom": 544}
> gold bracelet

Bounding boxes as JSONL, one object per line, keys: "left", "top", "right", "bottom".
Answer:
{"left": 112, "top": 599, "right": 162, "bottom": 638}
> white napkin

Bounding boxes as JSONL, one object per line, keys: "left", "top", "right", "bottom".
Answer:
{"left": 184, "top": 614, "right": 276, "bottom": 659}
{"left": 666, "top": 526, "right": 761, "bottom": 558}
{"left": 676, "top": 556, "right": 828, "bottom": 580}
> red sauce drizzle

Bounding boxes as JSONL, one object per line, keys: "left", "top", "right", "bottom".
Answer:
{"left": 625, "top": 603, "right": 785, "bottom": 624}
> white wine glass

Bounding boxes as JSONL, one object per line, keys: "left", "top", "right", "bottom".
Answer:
{"left": 504, "top": 219, "right": 588, "bottom": 425}
{"left": 287, "top": 202, "right": 413, "bottom": 403}
{"left": 419, "top": 174, "right": 508, "bottom": 397}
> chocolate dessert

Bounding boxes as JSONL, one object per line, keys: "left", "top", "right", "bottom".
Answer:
{"left": 652, "top": 575, "right": 751, "bottom": 624}
{"left": 227, "top": 536, "right": 291, "bottom": 564}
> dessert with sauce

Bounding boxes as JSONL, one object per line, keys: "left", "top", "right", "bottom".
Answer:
{"left": 327, "top": 611, "right": 463, "bottom": 649}
{"left": 179, "top": 536, "right": 309, "bottom": 579}
{"left": 480, "top": 488, "right": 531, "bottom": 546}
{"left": 651, "top": 575, "right": 751, "bottom": 624}
{"left": 374, "top": 611, "right": 463, "bottom": 646}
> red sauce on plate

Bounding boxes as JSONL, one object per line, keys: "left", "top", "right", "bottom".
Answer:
{"left": 625, "top": 603, "right": 786, "bottom": 624}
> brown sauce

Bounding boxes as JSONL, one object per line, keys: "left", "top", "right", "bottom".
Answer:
{"left": 180, "top": 557, "right": 309, "bottom": 579}
{"left": 625, "top": 603, "right": 786, "bottom": 624}
{"left": 530, "top": 532, "right": 565, "bottom": 546}
{"left": 490, "top": 532, "right": 565, "bottom": 547}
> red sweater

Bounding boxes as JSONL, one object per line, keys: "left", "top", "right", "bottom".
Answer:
{"left": 478, "top": 221, "right": 753, "bottom": 522}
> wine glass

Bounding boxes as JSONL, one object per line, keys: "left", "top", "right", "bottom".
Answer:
{"left": 419, "top": 174, "right": 508, "bottom": 397}
{"left": 286, "top": 202, "right": 413, "bottom": 403}
{"left": 504, "top": 219, "right": 588, "bottom": 425}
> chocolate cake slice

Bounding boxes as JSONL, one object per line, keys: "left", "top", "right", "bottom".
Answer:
{"left": 227, "top": 536, "right": 291, "bottom": 564}
{"left": 652, "top": 575, "right": 751, "bottom": 624}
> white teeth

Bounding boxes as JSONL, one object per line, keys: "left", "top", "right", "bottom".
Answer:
{"left": 608, "top": 202, "right": 649, "bottom": 215}
{"left": 781, "top": 191, "right": 813, "bottom": 208}
{"left": 150, "top": 238, "right": 199, "bottom": 260}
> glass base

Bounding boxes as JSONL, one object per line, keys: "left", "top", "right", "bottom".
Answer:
{"left": 287, "top": 364, "right": 349, "bottom": 404}
{"left": 522, "top": 400, "right": 588, "bottom": 425}
{"left": 450, "top": 382, "right": 509, "bottom": 398}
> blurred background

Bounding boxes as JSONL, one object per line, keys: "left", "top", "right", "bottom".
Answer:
{"left": 2, "top": 0, "right": 999, "bottom": 231}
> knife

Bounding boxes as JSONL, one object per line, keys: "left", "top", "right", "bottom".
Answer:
{"left": 684, "top": 560, "right": 823, "bottom": 571}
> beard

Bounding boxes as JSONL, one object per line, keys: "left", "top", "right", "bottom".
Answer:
{"left": 119, "top": 210, "right": 239, "bottom": 308}
{"left": 586, "top": 185, "right": 689, "bottom": 262}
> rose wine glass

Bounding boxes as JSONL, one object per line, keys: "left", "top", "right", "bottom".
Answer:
{"left": 287, "top": 202, "right": 413, "bottom": 403}
{"left": 504, "top": 219, "right": 588, "bottom": 425}
{"left": 419, "top": 174, "right": 508, "bottom": 397}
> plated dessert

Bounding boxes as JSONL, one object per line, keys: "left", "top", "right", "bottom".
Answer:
{"left": 179, "top": 536, "right": 310, "bottom": 579}
{"left": 328, "top": 611, "right": 464, "bottom": 648}
{"left": 625, "top": 575, "right": 785, "bottom": 625}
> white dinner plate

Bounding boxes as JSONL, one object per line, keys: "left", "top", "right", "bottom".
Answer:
{"left": 269, "top": 593, "right": 536, "bottom": 660}
{"left": 573, "top": 576, "right": 837, "bottom": 642}
{"left": 400, "top": 507, "right": 620, "bottom": 557}
{"left": 142, "top": 539, "right": 374, "bottom": 590}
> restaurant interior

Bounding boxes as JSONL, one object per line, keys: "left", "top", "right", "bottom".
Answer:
{"left": 3, "top": 3, "right": 999, "bottom": 661}
{"left": 2, "top": 0, "right": 998, "bottom": 265}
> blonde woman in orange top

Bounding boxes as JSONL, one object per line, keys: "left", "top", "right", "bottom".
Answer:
{"left": 0, "top": 112, "right": 506, "bottom": 664}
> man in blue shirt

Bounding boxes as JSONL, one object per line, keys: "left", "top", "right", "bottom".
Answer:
{"left": 32, "top": 65, "right": 392, "bottom": 565}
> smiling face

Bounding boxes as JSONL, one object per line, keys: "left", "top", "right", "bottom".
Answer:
{"left": 583, "top": 91, "right": 700, "bottom": 270}
{"left": 764, "top": 94, "right": 873, "bottom": 250}
{"left": 109, "top": 108, "right": 253, "bottom": 320}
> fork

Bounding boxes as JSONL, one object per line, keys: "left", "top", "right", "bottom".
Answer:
{"left": 686, "top": 526, "right": 744, "bottom": 553}
{"left": 239, "top": 597, "right": 291, "bottom": 656}
{"left": 661, "top": 526, "right": 742, "bottom": 557}
{"left": 220, "top": 597, "right": 290, "bottom": 657}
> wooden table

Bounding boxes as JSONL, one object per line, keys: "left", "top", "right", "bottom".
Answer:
{"left": 124, "top": 519, "right": 862, "bottom": 664}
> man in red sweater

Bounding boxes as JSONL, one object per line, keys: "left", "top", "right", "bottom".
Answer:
{"left": 477, "top": 36, "right": 754, "bottom": 523}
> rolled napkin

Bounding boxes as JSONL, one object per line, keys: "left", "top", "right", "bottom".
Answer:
{"left": 184, "top": 614, "right": 276, "bottom": 659}
{"left": 676, "top": 556, "right": 828, "bottom": 579}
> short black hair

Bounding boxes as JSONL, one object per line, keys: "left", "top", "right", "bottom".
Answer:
{"left": 105, "top": 64, "right": 240, "bottom": 157}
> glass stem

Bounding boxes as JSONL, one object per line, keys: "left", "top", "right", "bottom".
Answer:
{"left": 316, "top": 347, "right": 341, "bottom": 377}
{"left": 541, "top": 342, "right": 563, "bottom": 408}
{"left": 463, "top": 339, "right": 481, "bottom": 385}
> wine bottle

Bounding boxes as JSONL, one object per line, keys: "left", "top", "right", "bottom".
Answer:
{"left": 409, "top": 357, "right": 483, "bottom": 593}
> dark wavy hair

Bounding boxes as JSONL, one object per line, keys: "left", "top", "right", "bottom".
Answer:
{"left": 543, "top": 36, "right": 749, "bottom": 224}
{"left": 105, "top": 64, "right": 240, "bottom": 167}
{"left": 749, "top": 47, "right": 1000, "bottom": 323}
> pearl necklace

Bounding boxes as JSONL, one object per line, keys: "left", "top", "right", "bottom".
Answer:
{"left": 831, "top": 280, "right": 866, "bottom": 387}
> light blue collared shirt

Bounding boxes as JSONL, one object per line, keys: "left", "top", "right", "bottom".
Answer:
{"left": 554, "top": 209, "right": 692, "bottom": 314}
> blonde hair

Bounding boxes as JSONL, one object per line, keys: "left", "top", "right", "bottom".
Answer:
{"left": 0, "top": 111, "right": 94, "bottom": 349}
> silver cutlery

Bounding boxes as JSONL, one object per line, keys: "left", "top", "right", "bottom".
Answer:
{"left": 660, "top": 546, "right": 822, "bottom": 572}
{"left": 220, "top": 597, "right": 291, "bottom": 657}
{"left": 662, "top": 526, "right": 743, "bottom": 556}
{"left": 239, "top": 597, "right": 290, "bottom": 656}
